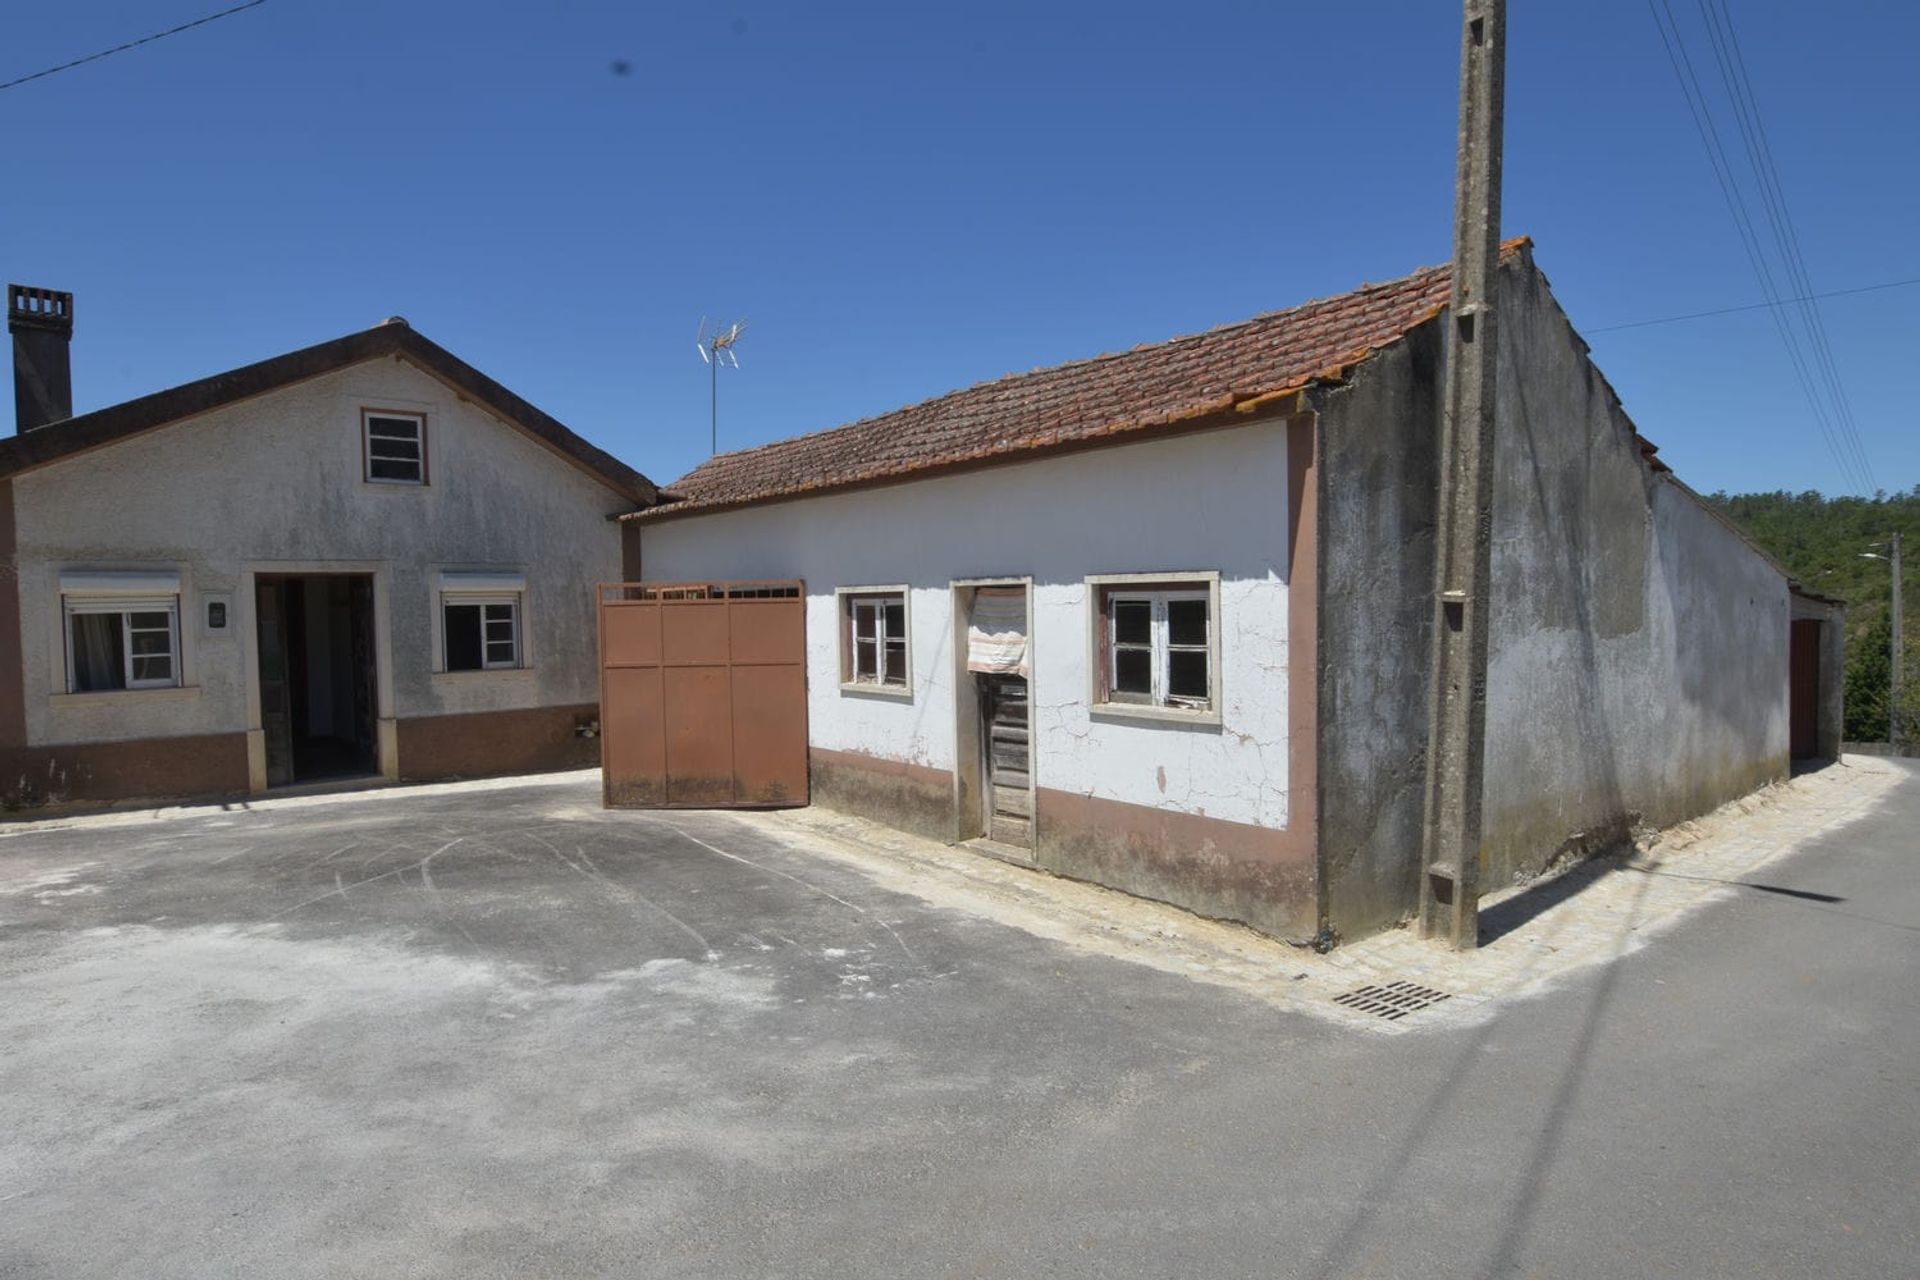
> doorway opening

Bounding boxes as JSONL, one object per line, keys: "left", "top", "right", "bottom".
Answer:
{"left": 952, "top": 581, "right": 1034, "bottom": 852}
{"left": 1789, "top": 617, "right": 1823, "bottom": 760}
{"left": 256, "top": 574, "right": 379, "bottom": 786}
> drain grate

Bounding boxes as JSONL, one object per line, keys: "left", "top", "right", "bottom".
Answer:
{"left": 1332, "top": 980, "right": 1452, "bottom": 1021}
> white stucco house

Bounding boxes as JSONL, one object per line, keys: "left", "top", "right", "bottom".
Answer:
{"left": 621, "top": 240, "right": 1842, "bottom": 944}
{"left": 2, "top": 283, "right": 656, "bottom": 805}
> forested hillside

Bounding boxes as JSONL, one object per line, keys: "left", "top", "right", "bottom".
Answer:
{"left": 1706, "top": 487, "right": 1918, "bottom": 742}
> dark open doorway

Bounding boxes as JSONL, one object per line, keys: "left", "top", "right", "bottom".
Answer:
{"left": 1789, "top": 617, "right": 1822, "bottom": 760}
{"left": 256, "top": 574, "right": 378, "bottom": 786}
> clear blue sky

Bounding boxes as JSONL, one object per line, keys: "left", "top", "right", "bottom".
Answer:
{"left": 5, "top": 1, "right": 1915, "bottom": 497}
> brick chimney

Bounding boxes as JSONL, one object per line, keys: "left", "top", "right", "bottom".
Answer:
{"left": 9, "top": 284, "right": 74, "bottom": 433}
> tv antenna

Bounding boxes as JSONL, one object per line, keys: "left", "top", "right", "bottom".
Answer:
{"left": 696, "top": 317, "right": 747, "bottom": 455}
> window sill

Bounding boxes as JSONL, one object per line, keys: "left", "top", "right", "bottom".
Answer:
{"left": 1089, "top": 701, "right": 1221, "bottom": 728}
{"left": 432, "top": 667, "right": 533, "bottom": 681}
{"left": 839, "top": 681, "right": 914, "bottom": 702}
{"left": 49, "top": 685, "right": 202, "bottom": 708}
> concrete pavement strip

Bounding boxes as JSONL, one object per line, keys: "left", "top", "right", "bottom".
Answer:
{"left": 725, "top": 756, "right": 1905, "bottom": 1033}
{"left": 1, "top": 756, "right": 1899, "bottom": 1035}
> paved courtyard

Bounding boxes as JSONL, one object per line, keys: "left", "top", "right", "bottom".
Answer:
{"left": 2, "top": 760, "right": 1916, "bottom": 1278}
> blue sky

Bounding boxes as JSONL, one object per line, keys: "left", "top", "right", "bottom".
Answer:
{"left": 5, "top": 1, "right": 1915, "bottom": 496}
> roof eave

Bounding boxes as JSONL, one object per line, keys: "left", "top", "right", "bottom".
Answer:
{"left": 623, "top": 386, "right": 1316, "bottom": 525}
{"left": 0, "top": 323, "right": 659, "bottom": 506}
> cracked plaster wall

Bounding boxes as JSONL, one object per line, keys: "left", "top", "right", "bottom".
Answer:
{"left": 639, "top": 419, "right": 1296, "bottom": 832}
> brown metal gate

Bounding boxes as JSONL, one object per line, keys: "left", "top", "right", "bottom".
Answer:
{"left": 598, "top": 581, "right": 809, "bottom": 808}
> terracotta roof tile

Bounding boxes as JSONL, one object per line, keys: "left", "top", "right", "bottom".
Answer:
{"left": 632, "top": 239, "right": 1530, "bottom": 522}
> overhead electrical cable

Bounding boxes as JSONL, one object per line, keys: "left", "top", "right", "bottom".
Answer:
{"left": 0, "top": 0, "right": 268, "bottom": 93}
{"left": 1585, "top": 276, "right": 1920, "bottom": 334}
{"left": 1646, "top": 0, "right": 1873, "bottom": 494}
{"left": 1696, "top": 0, "right": 1876, "bottom": 490}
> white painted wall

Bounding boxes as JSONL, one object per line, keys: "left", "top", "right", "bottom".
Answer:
{"left": 13, "top": 355, "right": 631, "bottom": 748}
{"left": 640, "top": 420, "right": 1295, "bottom": 829}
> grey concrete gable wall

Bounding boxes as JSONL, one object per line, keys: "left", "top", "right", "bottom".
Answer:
{"left": 1483, "top": 263, "right": 1789, "bottom": 885}
{"left": 1316, "top": 256, "right": 1791, "bottom": 940}
{"left": 1313, "top": 317, "right": 1444, "bottom": 940}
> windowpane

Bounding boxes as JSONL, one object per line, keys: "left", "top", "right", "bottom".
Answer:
{"left": 132, "top": 655, "right": 173, "bottom": 683}
{"left": 1166, "top": 649, "right": 1209, "bottom": 701}
{"left": 1113, "top": 646, "right": 1152, "bottom": 694}
{"left": 845, "top": 593, "right": 906, "bottom": 686}
{"left": 1112, "top": 599, "right": 1150, "bottom": 646}
{"left": 444, "top": 604, "right": 483, "bottom": 671}
{"left": 70, "top": 613, "right": 126, "bottom": 692}
{"left": 1167, "top": 598, "right": 1208, "bottom": 647}
{"left": 367, "top": 415, "right": 424, "bottom": 483}
{"left": 485, "top": 640, "right": 517, "bottom": 666}
{"left": 130, "top": 628, "right": 171, "bottom": 656}
{"left": 370, "top": 457, "right": 422, "bottom": 482}
{"left": 368, "top": 438, "right": 421, "bottom": 461}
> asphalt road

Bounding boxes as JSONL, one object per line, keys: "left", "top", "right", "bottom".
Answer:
{"left": 0, "top": 764, "right": 1914, "bottom": 1279}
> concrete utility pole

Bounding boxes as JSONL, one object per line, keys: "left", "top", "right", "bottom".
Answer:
{"left": 1419, "top": 0, "right": 1506, "bottom": 949}
{"left": 1893, "top": 531, "right": 1905, "bottom": 752}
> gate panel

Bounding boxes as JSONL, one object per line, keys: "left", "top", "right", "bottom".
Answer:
{"left": 602, "top": 666, "right": 666, "bottom": 805}
{"left": 598, "top": 581, "right": 809, "bottom": 808}
{"left": 731, "top": 662, "right": 809, "bottom": 804}
{"left": 665, "top": 666, "right": 734, "bottom": 806}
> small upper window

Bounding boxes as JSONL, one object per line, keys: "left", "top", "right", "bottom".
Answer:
{"left": 444, "top": 595, "right": 520, "bottom": 671}
{"left": 839, "top": 589, "right": 908, "bottom": 691}
{"left": 1093, "top": 579, "right": 1217, "bottom": 715}
{"left": 364, "top": 411, "right": 426, "bottom": 484}
{"left": 65, "top": 597, "right": 180, "bottom": 692}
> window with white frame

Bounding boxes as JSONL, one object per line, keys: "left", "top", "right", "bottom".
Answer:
{"left": 1094, "top": 579, "right": 1217, "bottom": 714}
{"left": 840, "top": 589, "right": 908, "bottom": 689}
{"left": 443, "top": 594, "right": 520, "bottom": 671}
{"left": 64, "top": 596, "right": 180, "bottom": 692}
{"left": 364, "top": 410, "right": 426, "bottom": 484}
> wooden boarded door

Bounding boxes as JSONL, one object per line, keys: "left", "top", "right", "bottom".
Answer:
{"left": 980, "top": 673, "right": 1033, "bottom": 846}
{"left": 962, "top": 584, "right": 1034, "bottom": 849}
{"left": 599, "top": 582, "right": 809, "bottom": 808}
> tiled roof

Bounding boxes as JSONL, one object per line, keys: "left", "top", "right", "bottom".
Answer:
{"left": 631, "top": 238, "right": 1531, "bottom": 522}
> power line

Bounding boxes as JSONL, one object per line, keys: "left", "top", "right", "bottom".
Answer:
{"left": 1645, "top": 1, "right": 1874, "bottom": 494}
{"left": 1698, "top": 0, "right": 1877, "bottom": 491}
{"left": 1646, "top": 1, "right": 1858, "bottom": 493}
{"left": 1585, "top": 276, "right": 1920, "bottom": 334}
{"left": 0, "top": 0, "right": 268, "bottom": 93}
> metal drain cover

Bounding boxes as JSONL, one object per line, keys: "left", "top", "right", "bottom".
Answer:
{"left": 1332, "top": 980, "right": 1452, "bottom": 1021}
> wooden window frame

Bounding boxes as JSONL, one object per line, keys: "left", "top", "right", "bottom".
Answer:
{"left": 62, "top": 595, "right": 182, "bottom": 693}
{"left": 1085, "top": 572, "right": 1222, "bottom": 725}
{"left": 362, "top": 408, "right": 429, "bottom": 486}
{"left": 442, "top": 593, "right": 521, "bottom": 672}
{"left": 835, "top": 585, "right": 912, "bottom": 699}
